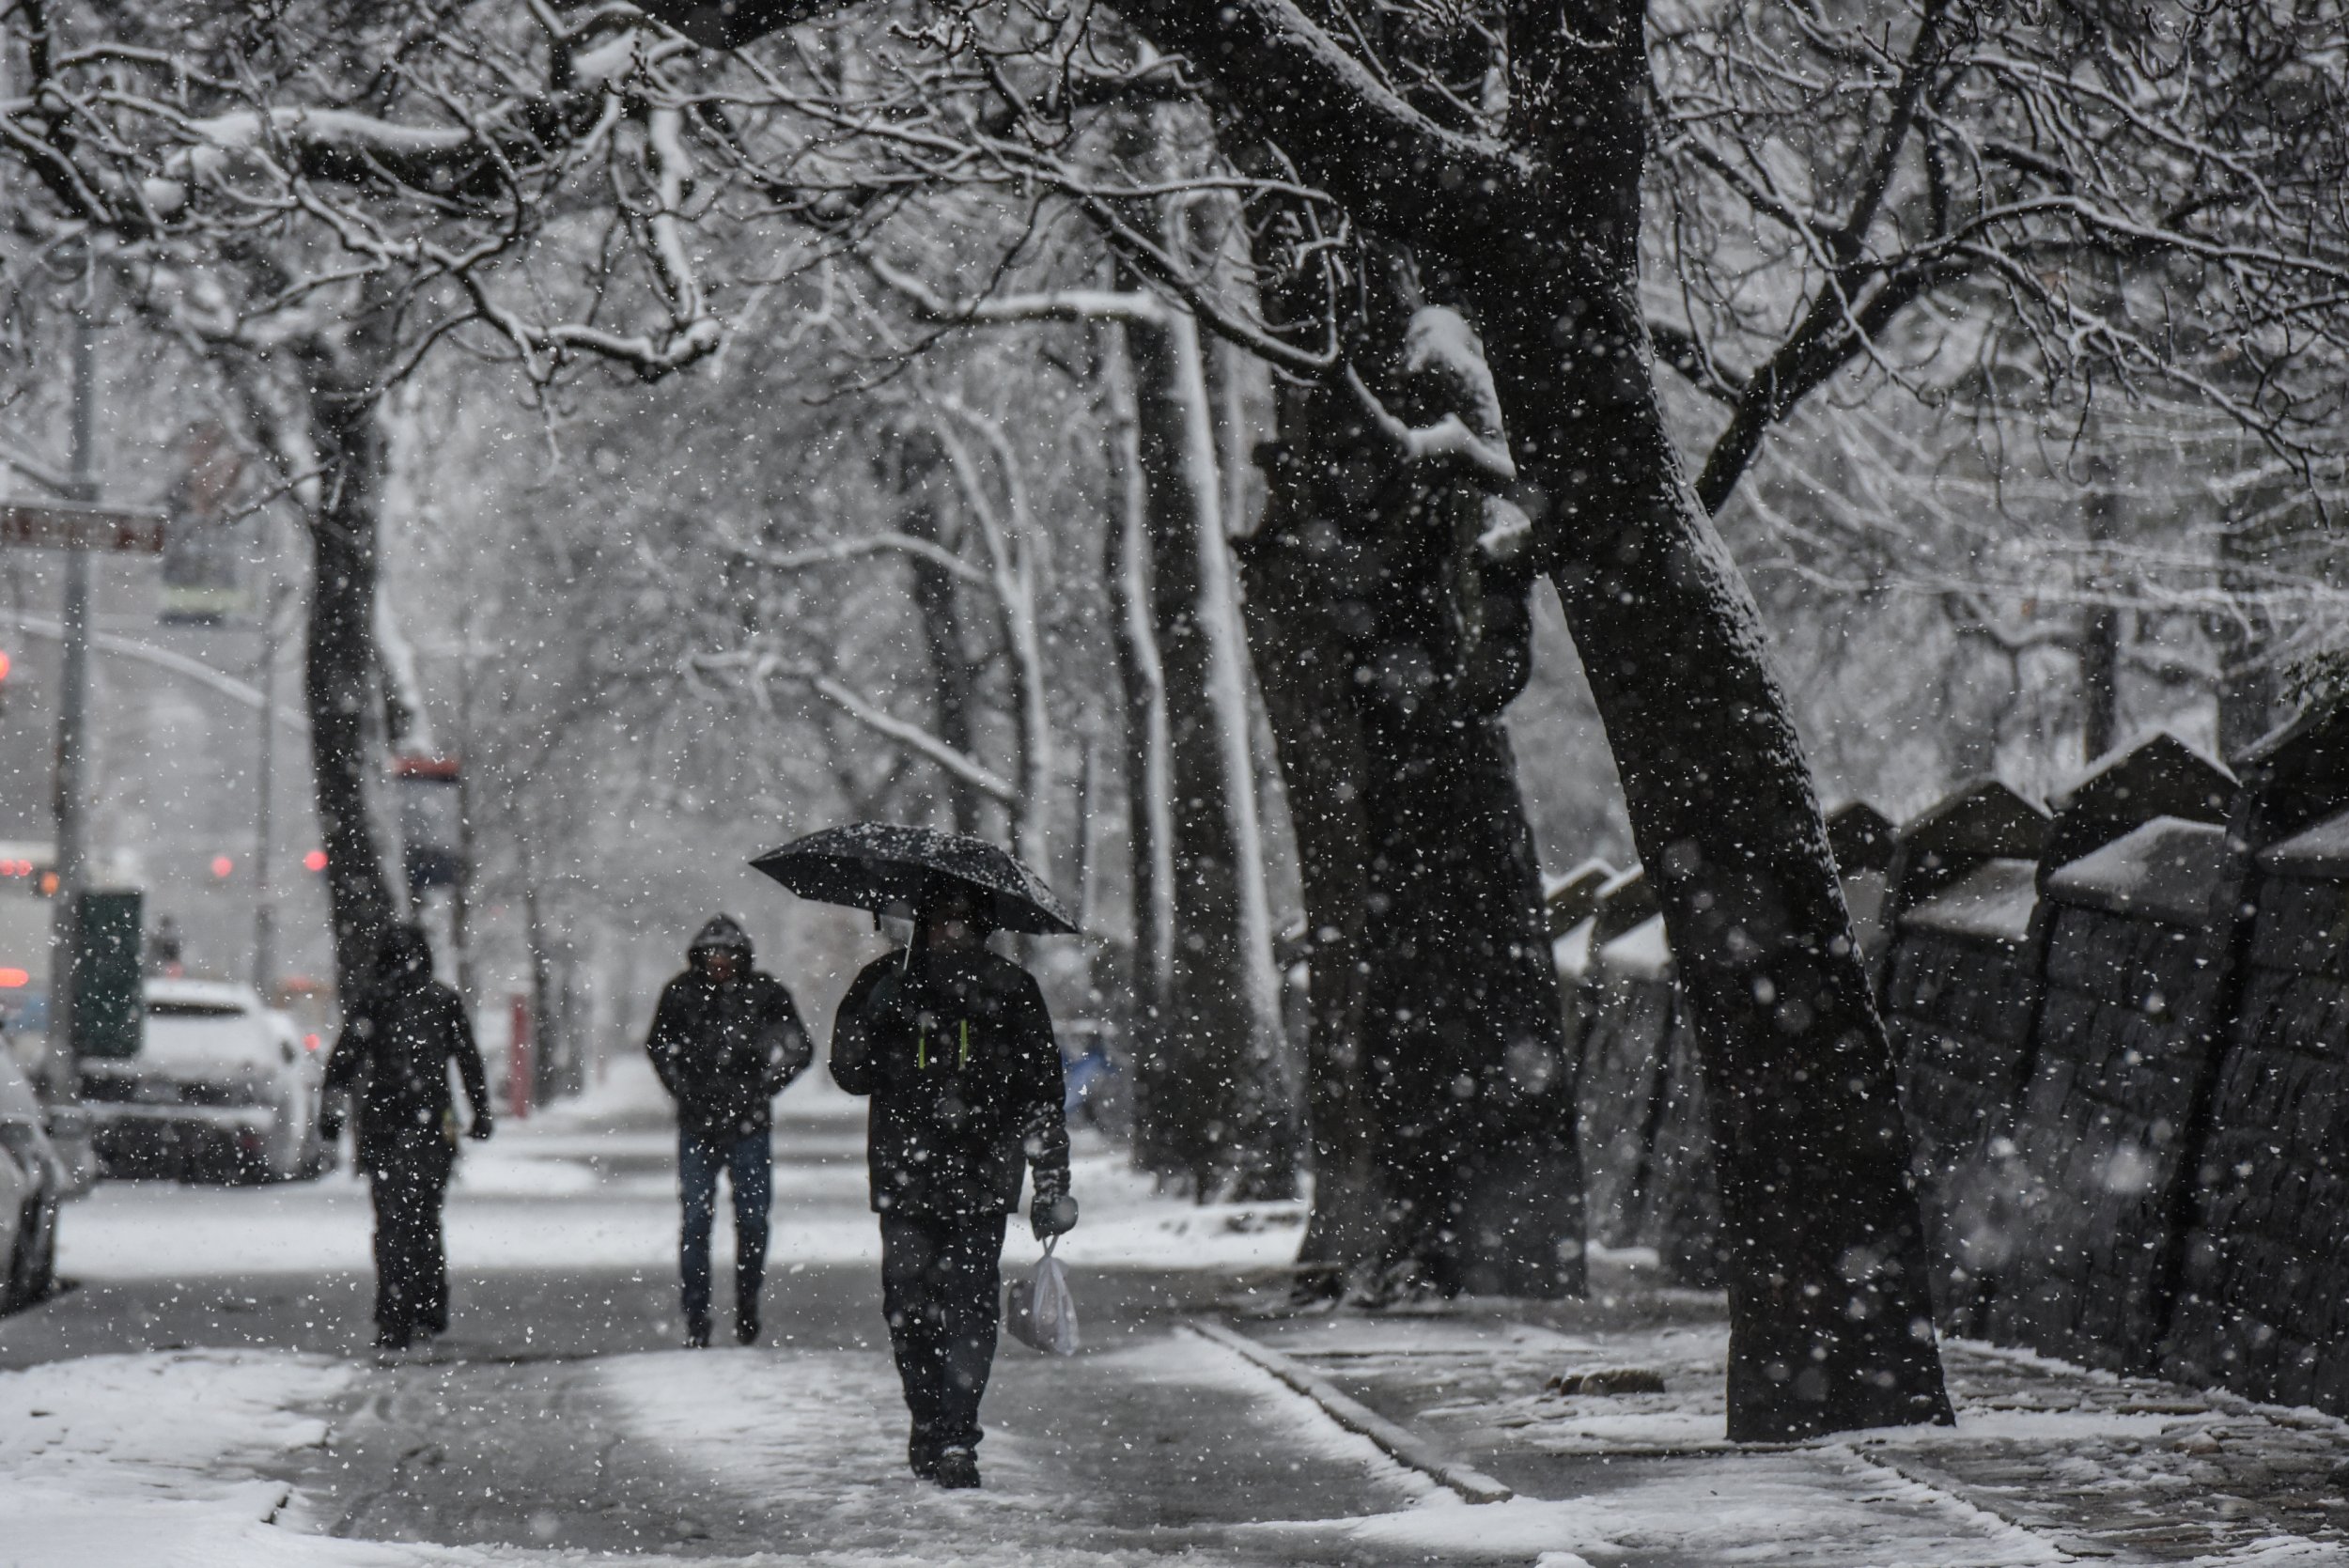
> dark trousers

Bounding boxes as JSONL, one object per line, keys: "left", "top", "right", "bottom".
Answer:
{"left": 679, "top": 1128, "right": 772, "bottom": 1329}
{"left": 366, "top": 1130, "right": 454, "bottom": 1344}
{"left": 879, "top": 1212, "right": 1008, "bottom": 1454}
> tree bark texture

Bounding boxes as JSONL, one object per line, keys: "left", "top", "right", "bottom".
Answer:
{"left": 1127, "top": 306, "right": 1296, "bottom": 1200}
{"left": 1241, "top": 298, "right": 1583, "bottom": 1299}
{"left": 295, "top": 312, "right": 401, "bottom": 1011}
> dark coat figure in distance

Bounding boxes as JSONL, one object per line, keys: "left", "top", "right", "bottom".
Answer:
{"left": 832, "top": 882, "right": 1077, "bottom": 1490}
{"left": 646, "top": 914, "right": 813, "bottom": 1347}
{"left": 322, "top": 924, "right": 492, "bottom": 1351}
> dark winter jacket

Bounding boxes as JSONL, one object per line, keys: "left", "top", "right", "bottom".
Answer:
{"left": 325, "top": 970, "right": 491, "bottom": 1172}
{"left": 831, "top": 946, "right": 1069, "bottom": 1217}
{"left": 646, "top": 937, "right": 814, "bottom": 1140}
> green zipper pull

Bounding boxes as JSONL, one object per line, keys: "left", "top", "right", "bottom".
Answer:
{"left": 958, "top": 1018, "right": 970, "bottom": 1067}
{"left": 917, "top": 1026, "right": 927, "bottom": 1071}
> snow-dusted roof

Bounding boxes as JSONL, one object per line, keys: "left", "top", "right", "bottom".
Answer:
{"left": 1544, "top": 859, "right": 1617, "bottom": 901}
{"left": 1597, "top": 913, "right": 1673, "bottom": 982}
{"left": 1898, "top": 857, "right": 2040, "bottom": 945}
{"left": 2045, "top": 816, "right": 2229, "bottom": 926}
{"left": 2260, "top": 808, "right": 2349, "bottom": 878}
{"left": 1552, "top": 916, "right": 1598, "bottom": 983}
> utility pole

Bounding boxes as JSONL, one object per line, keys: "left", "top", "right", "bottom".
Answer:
{"left": 252, "top": 567, "right": 282, "bottom": 994}
{"left": 43, "top": 308, "right": 96, "bottom": 1097}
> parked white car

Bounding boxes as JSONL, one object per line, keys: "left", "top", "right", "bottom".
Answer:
{"left": 0, "top": 1048, "right": 67, "bottom": 1310}
{"left": 80, "top": 980, "right": 329, "bottom": 1183}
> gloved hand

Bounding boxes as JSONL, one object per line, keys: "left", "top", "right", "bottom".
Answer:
{"left": 467, "top": 1114, "right": 495, "bottom": 1141}
{"left": 1031, "top": 1190, "right": 1078, "bottom": 1241}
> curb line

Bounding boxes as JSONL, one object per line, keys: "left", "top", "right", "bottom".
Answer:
{"left": 1182, "top": 1319, "right": 1514, "bottom": 1504}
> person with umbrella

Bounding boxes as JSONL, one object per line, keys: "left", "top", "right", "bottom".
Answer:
{"left": 321, "top": 924, "right": 492, "bottom": 1352}
{"left": 757, "top": 825, "right": 1079, "bottom": 1490}
{"left": 645, "top": 914, "right": 814, "bottom": 1348}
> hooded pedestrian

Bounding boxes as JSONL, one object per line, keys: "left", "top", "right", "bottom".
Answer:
{"left": 646, "top": 914, "right": 814, "bottom": 1348}
{"left": 831, "top": 881, "right": 1077, "bottom": 1490}
{"left": 322, "top": 924, "right": 492, "bottom": 1351}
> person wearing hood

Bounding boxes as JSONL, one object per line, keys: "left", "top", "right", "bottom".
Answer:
{"left": 322, "top": 924, "right": 492, "bottom": 1351}
{"left": 646, "top": 914, "right": 813, "bottom": 1348}
{"left": 831, "top": 880, "right": 1077, "bottom": 1490}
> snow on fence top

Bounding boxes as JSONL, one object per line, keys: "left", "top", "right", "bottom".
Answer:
{"left": 1897, "top": 856, "right": 2040, "bottom": 945}
{"left": 2043, "top": 816, "right": 2231, "bottom": 926}
{"left": 1543, "top": 858, "right": 1617, "bottom": 938}
{"left": 1597, "top": 914, "right": 1673, "bottom": 983}
{"left": 1589, "top": 865, "right": 1659, "bottom": 949}
{"left": 2042, "top": 730, "right": 2236, "bottom": 875}
{"left": 2260, "top": 806, "right": 2349, "bottom": 877}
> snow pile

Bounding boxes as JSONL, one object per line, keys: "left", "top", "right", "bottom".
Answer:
{"left": 0, "top": 1350, "right": 453, "bottom": 1567}
{"left": 1306, "top": 1459, "right": 2062, "bottom": 1567}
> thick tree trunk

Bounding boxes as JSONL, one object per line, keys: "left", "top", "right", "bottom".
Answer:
{"left": 295, "top": 315, "right": 401, "bottom": 1010}
{"left": 1244, "top": 309, "right": 1583, "bottom": 1299}
{"left": 1128, "top": 304, "right": 1294, "bottom": 1199}
{"left": 1471, "top": 252, "right": 1950, "bottom": 1437}
{"left": 1357, "top": 474, "right": 1583, "bottom": 1298}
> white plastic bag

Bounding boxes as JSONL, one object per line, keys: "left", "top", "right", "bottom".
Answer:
{"left": 1005, "top": 1241, "right": 1080, "bottom": 1356}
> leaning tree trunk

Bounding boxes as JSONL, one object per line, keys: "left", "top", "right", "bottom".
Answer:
{"left": 1127, "top": 305, "right": 1295, "bottom": 1200}
{"left": 1468, "top": 268, "right": 1951, "bottom": 1440}
{"left": 294, "top": 311, "right": 402, "bottom": 1011}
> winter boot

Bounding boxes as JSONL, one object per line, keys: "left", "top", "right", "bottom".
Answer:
{"left": 908, "top": 1435, "right": 941, "bottom": 1480}
{"left": 684, "top": 1315, "right": 713, "bottom": 1350}
{"left": 933, "top": 1448, "right": 980, "bottom": 1490}
{"left": 736, "top": 1304, "right": 760, "bottom": 1346}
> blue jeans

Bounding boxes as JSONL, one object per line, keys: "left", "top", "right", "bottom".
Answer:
{"left": 678, "top": 1128, "right": 772, "bottom": 1329}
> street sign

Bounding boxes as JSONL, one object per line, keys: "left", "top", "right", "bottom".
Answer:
{"left": 0, "top": 500, "right": 168, "bottom": 554}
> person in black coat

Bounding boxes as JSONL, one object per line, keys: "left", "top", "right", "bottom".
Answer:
{"left": 322, "top": 924, "right": 492, "bottom": 1351}
{"left": 831, "top": 881, "right": 1076, "bottom": 1490}
{"left": 646, "top": 914, "right": 813, "bottom": 1347}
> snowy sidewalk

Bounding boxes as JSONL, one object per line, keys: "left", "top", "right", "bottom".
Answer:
{"left": 1220, "top": 1251, "right": 2349, "bottom": 1566}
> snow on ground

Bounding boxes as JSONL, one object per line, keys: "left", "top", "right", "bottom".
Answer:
{"left": 1284, "top": 1461, "right": 2064, "bottom": 1567}
{"left": 60, "top": 1053, "right": 1305, "bottom": 1282}
{"left": 0, "top": 1351, "right": 454, "bottom": 1568}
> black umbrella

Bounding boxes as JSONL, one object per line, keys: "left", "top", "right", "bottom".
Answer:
{"left": 750, "top": 823, "right": 1079, "bottom": 936}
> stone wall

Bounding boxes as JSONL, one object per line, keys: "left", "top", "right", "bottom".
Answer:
{"left": 2163, "top": 810, "right": 2349, "bottom": 1406}
{"left": 1555, "top": 716, "right": 2349, "bottom": 1412}
{"left": 1983, "top": 816, "right": 2231, "bottom": 1369}
{"left": 1883, "top": 856, "right": 2042, "bottom": 1332}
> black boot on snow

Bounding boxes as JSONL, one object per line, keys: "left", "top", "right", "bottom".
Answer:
{"left": 909, "top": 1436, "right": 941, "bottom": 1480}
{"left": 684, "top": 1317, "right": 712, "bottom": 1350}
{"left": 736, "top": 1306, "right": 760, "bottom": 1346}
{"left": 933, "top": 1448, "right": 980, "bottom": 1490}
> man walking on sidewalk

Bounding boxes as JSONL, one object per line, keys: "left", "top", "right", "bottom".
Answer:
{"left": 646, "top": 915, "right": 813, "bottom": 1348}
{"left": 832, "top": 882, "right": 1078, "bottom": 1490}
{"left": 323, "top": 924, "right": 493, "bottom": 1352}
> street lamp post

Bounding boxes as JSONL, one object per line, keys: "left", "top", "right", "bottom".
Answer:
{"left": 42, "top": 309, "right": 97, "bottom": 1097}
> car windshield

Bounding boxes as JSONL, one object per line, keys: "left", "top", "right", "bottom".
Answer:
{"left": 147, "top": 1001, "right": 248, "bottom": 1018}
{"left": 142, "top": 998, "right": 272, "bottom": 1066}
